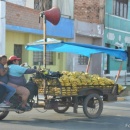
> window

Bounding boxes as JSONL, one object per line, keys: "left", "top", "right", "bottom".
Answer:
{"left": 34, "top": 0, "right": 52, "bottom": 11}
{"left": 78, "top": 55, "right": 88, "bottom": 65}
{"left": 113, "top": 0, "right": 128, "bottom": 18}
{"left": 14, "top": 44, "right": 22, "bottom": 64}
{"left": 115, "top": 46, "right": 122, "bottom": 60}
{"left": 33, "top": 52, "right": 53, "bottom": 65}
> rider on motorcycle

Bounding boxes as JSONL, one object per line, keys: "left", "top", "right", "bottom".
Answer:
{"left": 7, "top": 55, "right": 38, "bottom": 111}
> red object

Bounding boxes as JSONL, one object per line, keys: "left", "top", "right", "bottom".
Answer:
{"left": 9, "top": 56, "right": 21, "bottom": 61}
{"left": 44, "top": 7, "right": 61, "bottom": 25}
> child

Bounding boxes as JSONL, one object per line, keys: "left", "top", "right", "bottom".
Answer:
{"left": 0, "top": 55, "right": 16, "bottom": 107}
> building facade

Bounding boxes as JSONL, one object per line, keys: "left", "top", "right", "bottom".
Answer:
{"left": 1, "top": 0, "right": 130, "bottom": 81}
{"left": 72, "top": 0, "right": 105, "bottom": 75}
{"left": 1, "top": 0, "right": 106, "bottom": 75}
{"left": 104, "top": 0, "right": 130, "bottom": 84}
{"left": 1, "top": 0, "right": 74, "bottom": 72}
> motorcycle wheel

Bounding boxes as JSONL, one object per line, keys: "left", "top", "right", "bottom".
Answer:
{"left": 0, "top": 111, "right": 9, "bottom": 120}
{"left": 53, "top": 105, "right": 69, "bottom": 113}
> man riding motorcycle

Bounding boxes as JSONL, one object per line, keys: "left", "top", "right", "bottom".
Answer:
{"left": 7, "top": 55, "right": 38, "bottom": 111}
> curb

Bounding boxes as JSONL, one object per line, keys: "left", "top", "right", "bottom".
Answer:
{"left": 117, "top": 96, "right": 130, "bottom": 101}
{"left": 123, "top": 96, "right": 130, "bottom": 101}
{"left": 117, "top": 97, "right": 126, "bottom": 101}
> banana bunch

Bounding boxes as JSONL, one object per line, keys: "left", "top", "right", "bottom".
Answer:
{"left": 33, "top": 71, "right": 125, "bottom": 95}
{"left": 48, "top": 87, "right": 61, "bottom": 95}
{"left": 118, "top": 84, "right": 125, "bottom": 93}
{"left": 32, "top": 78, "right": 44, "bottom": 93}
{"left": 58, "top": 71, "right": 124, "bottom": 94}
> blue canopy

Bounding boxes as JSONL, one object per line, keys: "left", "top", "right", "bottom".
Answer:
{"left": 25, "top": 39, "right": 127, "bottom": 61}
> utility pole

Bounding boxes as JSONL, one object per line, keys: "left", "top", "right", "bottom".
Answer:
{"left": 0, "top": 0, "right": 6, "bottom": 55}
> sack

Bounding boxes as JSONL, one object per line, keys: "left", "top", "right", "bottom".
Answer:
{"left": 25, "top": 77, "right": 38, "bottom": 100}
{"left": 0, "top": 84, "right": 6, "bottom": 103}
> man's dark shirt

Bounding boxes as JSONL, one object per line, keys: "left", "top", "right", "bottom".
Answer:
{"left": 0, "top": 64, "right": 8, "bottom": 84}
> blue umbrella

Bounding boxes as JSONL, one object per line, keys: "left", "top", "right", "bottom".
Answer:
{"left": 25, "top": 38, "right": 127, "bottom": 61}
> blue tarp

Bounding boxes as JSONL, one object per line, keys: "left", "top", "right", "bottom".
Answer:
{"left": 25, "top": 39, "right": 127, "bottom": 61}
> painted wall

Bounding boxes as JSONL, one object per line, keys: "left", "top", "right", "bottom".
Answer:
{"left": 5, "top": 2, "right": 74, "bottom": 75}
{"left": 6, "top": 31, "right": 67, "bottom": 72}
{"left": 6, "top": 2, "right": 74, "bottom": 39}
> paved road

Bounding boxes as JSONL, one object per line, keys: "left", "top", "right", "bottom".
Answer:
{"left": 0, "top": 101, "right": 130, "bottom": 130}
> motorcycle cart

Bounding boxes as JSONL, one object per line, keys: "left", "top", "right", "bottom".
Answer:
{"left": 0, "top": 42, "right": 127, "bottom": 120}
{"left": 0, "top": 6, "right": 127, "bottom": 121}
{"left": 24, "top": 40, "right": 127, "bottom": 119}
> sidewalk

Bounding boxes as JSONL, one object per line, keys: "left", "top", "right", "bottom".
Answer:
{"left": 36, "top": 94, "right": 129, "bottom": 102}
{"left": 124, "top": 96, "right": 130, "bottom": 101}
{"left": 117, "top": 87, "right": 130, "bottom": 101}
{"left": 117, "top": 96, "right": 130, "bottom": 101}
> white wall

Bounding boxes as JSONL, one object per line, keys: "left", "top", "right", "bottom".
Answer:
{"left": 0, "top": 0, "right": 6, "bottom": 55}
{"left": 25, "top": 0, "right": 34, "bottom": 9}
{"left": 53, "top": 0, "right": 74, "bottom": 19}
{"left": 75, "top": 20, "right": 104, "bottom": 38}
{"left": 6, "top": 0, "right": 74, "bottom": 19}
{"left": 6, "top": 0, "right": 26, "bottom": 6}
{"left": 6, "top": 0, "right": 34, "bottom": 8}
{"left": 67, "top": 35, "right": 102, "bottom": 75}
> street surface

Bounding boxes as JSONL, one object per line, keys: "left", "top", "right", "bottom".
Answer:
{"left": 0, "top": 100, "right": 130, "bottom": 130}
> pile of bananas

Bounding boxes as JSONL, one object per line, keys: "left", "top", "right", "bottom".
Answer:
{"left": 33, "top": 71, "right": 125, "bottom": 95}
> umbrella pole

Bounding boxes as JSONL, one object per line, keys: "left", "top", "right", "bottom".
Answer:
{"left": 43, "top": 15, "right": 47, "bottom": 69}
{"left": 112, "top": 61, "right": 123, "bottom": 94}
{"left": 86, "top": 56, "right": 91, "bottom": 73}
{"left": 41, "top": 14, "right": 47, "bottom": 100}
{"left": 115, "top": 61, "right": 123, "bottom": 83}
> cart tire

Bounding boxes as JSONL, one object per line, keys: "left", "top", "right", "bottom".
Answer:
{"left": 53, "top": 105, "right": 69, "bottom": 113}
{"left": 0, "top": 111, "right": 9, "bottom": 120}
{"left": 53, "top": 97, "right": 70, "bottom": 113}
{"left": 83, "top": 93, "right": 103, "bottom": 118}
